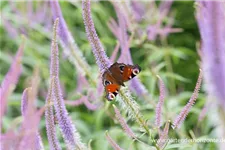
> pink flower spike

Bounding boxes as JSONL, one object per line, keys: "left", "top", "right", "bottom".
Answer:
{"left": 0, "top": 129, "right": 18, "bottom": 149}
{"left": 82, "top": 0, "right": 111, "bottom": 73}
{"left": 83, "top": 97, "right": 98, "bottom": 111}
{"left": 198, "top": 101, "right": 212, "bottom": 123}
{"left": 131, "top": 1, "right": 146, "bottom": 22}
{"left": 172, "top": 69, "right": 203, "bottom": 129}
{"left": 113, "top": 105, "right": 136, "bottom": 139}
{"left": 50, "top": 0, "right": 91, "bottom": 77}
{"left": 19, "top": 87, "right": 45, "bottom": 150}
{"left": 159, "top": 1, "right": 173, "bottom": 17}
{"left": 50, "top": 1, "right": 73, "bottom": 46}
{"left": 65, "top": 96, "right": 98, "bottom": 111}
{"left": 110, "top": 42, "right": 120, "bottom": 62}
{"left": 155, "top": 75, "right": 166, "bottom": 128}
{"left": 0, "top": 37, "right": 25, "bottom": 130}
{"left": 34, "top": 2, "right": 48, "bottom": 24}
{"left": 65, "top": 97, "right": 85, "bottom": 106}
{"left": 2, "top": 18, "right": 19, "bottom": 38}
{"left": 110, "top": 2, "right": 148, "bottom": 97}
{"left": 105, "top": 131, "right": 124, "bottom": 150}
{"left": 157, "top": 121, "right": 170, "bottom": 149}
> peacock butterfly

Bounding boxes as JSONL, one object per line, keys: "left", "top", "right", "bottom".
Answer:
{"left": 102, "top": 62, "right": 141, "bottom": 101}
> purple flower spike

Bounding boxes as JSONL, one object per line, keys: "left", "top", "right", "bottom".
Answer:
{"left": 82, "top": 0, "right": 111, "bottom": 73}
{"left": 19, "top": 107, "right": 45, "bottom": 150}
{"left": 159, "top": 1, "right": 173, "bottom": 17}
{"left": 105, "top": 131, "right": 124, "bottom": 150}
{"left": 65, "top": 96, "right": 98, "bottom": 111}
{"left": 196, "top": 1, "right": 225, "bottom": 108}
{"left": 2, "top": 18, "right": 19, "bottom": 38}
{"left": 50, "top": 1, "right": 71, "bottom": 47}
{"left": 172, "top": 70, "right": 203, "bottom": 129}
{"left": 50, "top": 0, "right": 90, "bottom": 81}
{"left": 50, "top": 19, "right": 59, "bottom": 78}
{"left": 0, "top": 37, "right": 25, "bottom": 131}
{"left": 198, "top": 101, "right": 212, "bottom": 123}
{"left": 50, "top": 18, "right": 86, "bottom": 150}
{"left": 157, "top": 121, "right": 170, "bottom": 149}
{"left": 52, "top": 77, "right": 86, "bottom": 150}
{"left": 110, "top": 42, "right": 120, "bottom": 62}
{"left": 113, "top": 105, "right": 136, "bottom": 139}
{"left": 131, "top": 1, "right": 146, "bottom": 22}
{"left": 21, "top": 88, "right": 29, "bottom": 116}
{"left": 155, "top": 76, "right": 166, "bottom": 128}
{"left": 45, "top": 79, "right": 62, "bottom": 150}
{"left": 76, "top": 74, "right": 89, "bottom": 93}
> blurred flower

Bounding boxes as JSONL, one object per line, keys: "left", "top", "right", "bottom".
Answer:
{"left": 109, "top": 2, "right": 149, "bottom": 97}
{"left": 123, "top": 1, "right": 182, "bottom": 41}
{"left": 159, "top": 1, "right": 173, "bottom": 16}
{"left": 76, "top": 74, "right": 89, "bottom": 93}
{"left": 110, "top": 42, "right": 120, "bottom": 63}
{"left": 19, "top": 87, "right": 45, "bottom": 150}
{"left": 198, "top": 101, "right": 212, "bottom": 123}
{"left": 0, "top": 37, "right": 25, "bottom": 131}
{"left": 105, "top": 131, "right": 124, "bottom": 150}
{"left": 1, "top": 18, "right": 20, "bottom": 38}
{"left": 196, "top": 2, "right": 225, "bottom": 149}
{"left": 172, "top": 70, "right": 203, "bottom": 129}
{"left": 50, "top": 1, "right": 91, "bottom": 77}
{"left": 65, "top": 96, "right": 98, "bottom": 111}
{"left": 147, "top": 22, "right": 183, "bottom": 41}
{"left": 3, "top": 2, "right": 52, "bottom": 39}
{"left": 131, "top": 1, "right": 146, "bottom": 22}
{"left": 196, "top": 1, "right": 225, "bottom": 108}
{"left": 1, "top": 70, "right": 45, "bottom": 150}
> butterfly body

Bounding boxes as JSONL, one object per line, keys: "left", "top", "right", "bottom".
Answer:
{"left": 102, "top": 62, "right": 141, "bottom": 101}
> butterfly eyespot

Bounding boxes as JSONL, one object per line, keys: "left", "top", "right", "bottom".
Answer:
{"left": 107, "top": 93, "right": 115, "bottom": 101}
{"left": 104, "top": 80, "right": 111, "bottom": 86}
{"left": 132, "top": 68, "right": 140, "bottom": 75}
{"left": 119, "top": 65, "right": 125, "bottom": 71}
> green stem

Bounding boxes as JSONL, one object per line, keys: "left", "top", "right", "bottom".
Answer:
{"left": 164, "top": 50, "right": 176, "bottom": 95}
{"left": 68, "top": 43, "right": 97, "bottom": 86}
{"left": 119, "top": 89, "right": 160, "bottom": 150}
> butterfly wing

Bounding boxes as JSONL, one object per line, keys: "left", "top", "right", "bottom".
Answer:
{"left": 102, "top": 66, "right": 121, "bottom": 101}
{"left": 105, "top": 84, "right": 120, "bottom": 101}
{"left": 108, "top": 62, "right": 125, "bottom": 86}
{"left": 102, "top": 62, "right": 141, "bottom": 101}
{"left": 122, "top": 64, "right": 141, "bottom": 82}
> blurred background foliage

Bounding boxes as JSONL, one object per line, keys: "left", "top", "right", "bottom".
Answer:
{"left": 0, "top": 1, "right": 217, "bottom": 150}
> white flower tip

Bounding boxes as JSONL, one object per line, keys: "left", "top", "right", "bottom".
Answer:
{"left": 112, "top": 104, "right": 116, "bottom": 109}
{"left": 171, "top": 124, "right": 176, "bottom": 129}
{"left": 20, "top": 34, "right": 26, "bottom": 41}
{"left": 156, "top": 75, "right": 161, "bottom": 79}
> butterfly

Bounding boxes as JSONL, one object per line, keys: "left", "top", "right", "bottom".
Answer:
{"left": 102, "top": 62, "right": 141, "bottom": 101}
